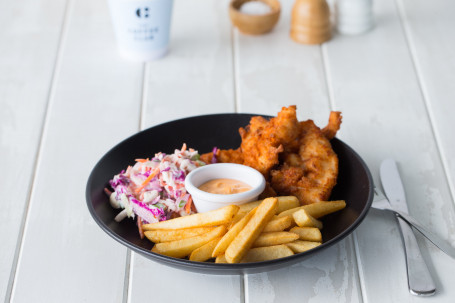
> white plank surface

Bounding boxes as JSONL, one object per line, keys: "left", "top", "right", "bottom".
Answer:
{"left": 0, "top": 0, "right": 67, "bottom": 301}
{"left": 127, "top": 1, "right": 242, "bottom": 302}
{"left": 233, "top": 0, "right": 362, "bottom": 302}
{"left": 397, "top": 0, "right": 455, "bottom": 203}
{"left": 129, "top": 254, "right": 242, "bottom": 303}
{"left": 323, "top": 0, "right": 455, "bottom": 301}
{"left": 140, "top": 0, "right": 236, "bottom": 128}
{"left": 245, "top": 239, "right": 361, "bottom": 303}
{"left": 234, "top": 0, "right": 332, "bottom": 125}
{"left": 9, "top": 0, "right": 144, "bottom": 301}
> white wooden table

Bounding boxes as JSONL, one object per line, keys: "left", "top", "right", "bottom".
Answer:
{"left": 2, "top": 0, "right": 455, "bottom": 302}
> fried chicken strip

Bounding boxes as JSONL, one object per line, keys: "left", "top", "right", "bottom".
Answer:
{"left": 270, "top": 120, "right": 338, "bottom": 204}
{"left": 199, "top": 106, "right": 341, "bottom": 206}
{"left": 322, "top": 111, "right": 342, "bottom": 140}
{"left": 200, "top": 148, "right": 243, "bottom": 164}
{"left": 239, "top": 106, "right": 300, "bottom": 176}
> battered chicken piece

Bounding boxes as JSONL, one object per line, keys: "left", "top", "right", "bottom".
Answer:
{"left": 200, "top": 148, "right": 243, "bottom": 165}
{"left": 239, "top": 106, "right": 300, "bottom": 176}
{"left": 259, "top": 182, "right": 278, "bottom": 199}
{"left": 199, "top": 152, "right": 213, "bottom": 164}
{"left": 270, "top": 120, "right": 338, "bottom": 204}
{"left": 199, "top": 106, "right": 341, "bottom": 206}
{"left": 268, "top": 105, "right": 301, "bottom": 151}
{"left": 322, "top": 111, "right": 342, "bottom": 140}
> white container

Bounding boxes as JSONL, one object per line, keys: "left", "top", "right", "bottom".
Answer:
{"left": 335, "top": 0, "right": 373, "bottom": 35}
{"left": 108, "top": 0, "right": 174, "bottom": 61}
{"left": 185, "top": 163, "right": 266, "bottom": 213}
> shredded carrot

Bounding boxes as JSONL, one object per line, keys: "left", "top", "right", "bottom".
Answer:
{"left": 181, "top": 143, "right": 187, "bottom": 152}
{"left": 137, "top": 217, "right": 144, "bottom": 239}
{"left": 135, "top": 158, "right": 149, "bottom": 163}
{"left": 191, "top": 201, "right": 197, "bottom": 213}
{"left": 135, "top": 167, "right": 160, "bottom": 193}
{"left": 185, "top": 196, "right": 193, "bottom": 214}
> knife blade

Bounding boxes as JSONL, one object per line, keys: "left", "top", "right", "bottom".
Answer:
{"left": 380, "top": 159, "right": 407, "bottom": 212}
{"left": 380, "top": 159, "right": 436, "bottom": 296}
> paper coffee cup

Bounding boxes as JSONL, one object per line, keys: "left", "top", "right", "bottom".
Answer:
{"left": 108, "top": 0, "right": 174, "bottom": 61}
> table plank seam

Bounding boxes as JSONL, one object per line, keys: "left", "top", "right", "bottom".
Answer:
{"left": 231, "top": 25, "right": 246, "bottom": 303}
{"left": 5, "top": 0, "right": 72, "bottom": 301}
{"left": 125, "top": 63, "right": 148, "bottom": 302}
{"left": 124, "top": 250, "right": 133, "bottom": 303}
{"left": 321, "top": 44, "right": 337, "bottom": 110}
{"left": 243, "top": 274, "right": 250, "bottom": 303}
{"left": 395, "top": 0, "right": 455, "bottom": 207}
{"left": 232, "top": 28, "right": 240, "bottom": 113}
{"left": 240, "top": 273, "right": 245, "bottom": 303}
{"left": 353, "top": 232, "right": 368, "bottom": 303}
{"left": 140, "top": 64, "right": 148, "bottom": 130}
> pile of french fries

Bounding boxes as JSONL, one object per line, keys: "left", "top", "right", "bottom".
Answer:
{"left": 143, "top": 196, "right": 346, "bottom": 263}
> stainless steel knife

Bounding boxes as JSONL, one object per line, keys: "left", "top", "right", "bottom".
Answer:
{"left": 380, "top": 159, "right": 436, "bottom": 296}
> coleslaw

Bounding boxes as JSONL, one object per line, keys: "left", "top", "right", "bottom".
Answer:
{"left": 107, "top": 144, "right": 205, "bottom": 226}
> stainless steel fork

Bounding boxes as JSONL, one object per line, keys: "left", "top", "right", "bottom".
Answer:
{"left": 372, "top": 188, "right": 455, "bottom": 260}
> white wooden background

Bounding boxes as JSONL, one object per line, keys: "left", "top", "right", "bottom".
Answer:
{"left": 1, "top": 0, "right": 454, "bottom": 302}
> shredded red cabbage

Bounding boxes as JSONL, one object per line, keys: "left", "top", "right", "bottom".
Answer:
{"left": 211, "top": 147, "right": 218, "bottom": 164}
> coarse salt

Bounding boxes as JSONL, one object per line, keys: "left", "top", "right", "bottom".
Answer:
{"left": 240, "top": 1, "right": 272, "bottom": 15}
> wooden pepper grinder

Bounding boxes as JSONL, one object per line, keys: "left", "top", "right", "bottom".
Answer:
{"left": 290, "top": 0, "right": 331, "bottom": 44}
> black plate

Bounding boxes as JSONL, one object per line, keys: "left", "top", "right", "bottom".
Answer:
{"left": 86, "top": 113, "right": 373, "bottom": 274}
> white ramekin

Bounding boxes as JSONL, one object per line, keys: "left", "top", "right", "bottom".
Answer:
{"left": 184, "top": 163, "right": 266, "bottom": 213}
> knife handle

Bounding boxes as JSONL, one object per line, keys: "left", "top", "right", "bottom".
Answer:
{"left": 396, "top": 216, "right": 436, "bottom": 296}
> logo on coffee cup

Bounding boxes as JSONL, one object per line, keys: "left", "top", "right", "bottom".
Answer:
{"left": 136, "top": 7, "right": 150, "bottom": 18}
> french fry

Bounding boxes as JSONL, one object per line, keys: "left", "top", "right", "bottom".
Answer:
{"left": 238, "top": 196, "right": 300, "bottom": 215}
{"left": 143, "top": 197, "right": 346, "bottom": 263}
{"left": 275, "top": 196, "right": 300, "bottom": 213}
{"left": 276, "top": 206, "right": 302, "bottom": 218}
{"left": 144, "top": 226, "right": 216, "bottom": 243}
{"left": 189, "top": 237, "right": 222, "bottom": 262}
{"left": 289, "top": 226, "right": 322, "bottom": 242}
{"left": 215, "top": 254, "right": 228, "bottom": 263}
{"left": 286, "top": 240, "right": 321, "bottom": 253}
{"left": 238, "top": 201, "right": 260, "bottom": 214}
{"left": 216, "top": 245, "right": 295, "bottom": 263}
{"left": 240, "top": 245, "right": 294, "bottom": 263}
{"left": 302, "top": 200, "right": 346, "bottom": 219}
{"left": 152, "top": 225, "right": 227, "bottom": 258}
{"left": 143, "top": 205, "right": 239, "bottom": 230}
{"left": 225, "top": 198, "right": 278, "bottom": 263}
{"left": 293, "top": 209, "right": 323, "bottom": 229}
{"left": 277, "top": 200, "right": 346, "bottom": 219}
{"left": 212, "top": 208, "right": 257, "bottom": 257}
{"left": 229, "top": 212, "right": 246, "bottom": 228}
{"left": 252, "top": 232, "right": 299, "bottom": 248}
{"left": 263, "top": 215, "right": 293, "bottom": 232}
